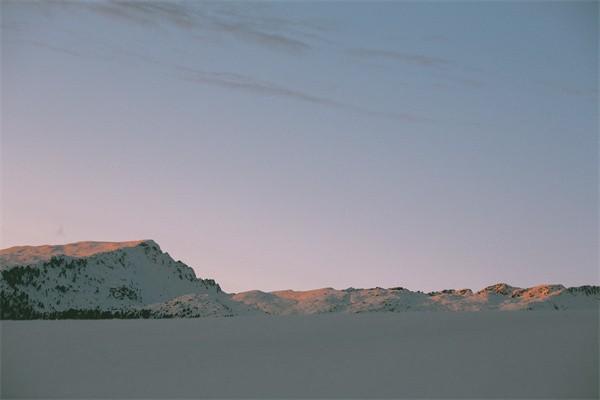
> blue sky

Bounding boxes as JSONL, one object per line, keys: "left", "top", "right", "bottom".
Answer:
{"left": 1, "top": 1, "right": 598, "bottom": 292}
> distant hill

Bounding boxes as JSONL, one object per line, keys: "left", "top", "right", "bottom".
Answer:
{"left": 1, "top": 240, "right": 598, "bottom": 319}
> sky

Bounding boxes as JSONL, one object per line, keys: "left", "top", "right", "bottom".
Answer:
{"left": 1, "top": 1, "right": 598, "bottom": 293}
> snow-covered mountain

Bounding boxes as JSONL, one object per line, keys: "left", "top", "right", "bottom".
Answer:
{"left": 1, "top": 240, "right": 598, "bottom": 319}
{"left": 233, "top": 284, "right": 600, "bottom": 314}
{"left": 0, "top": 240, "right": 223, "bottom": 318}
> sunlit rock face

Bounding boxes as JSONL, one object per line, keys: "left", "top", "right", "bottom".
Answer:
{"left": 476, "top": 283, "right": 522, "bottom": 296}
{"left": 0, "top": 240, "right": 155, "bottom": 267}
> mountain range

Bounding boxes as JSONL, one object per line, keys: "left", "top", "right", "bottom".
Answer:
{"left": 1, "top": 240, "right": 598, "bottom": 319}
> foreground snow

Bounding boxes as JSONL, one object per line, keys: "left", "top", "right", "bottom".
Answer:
{"left": 1, "top": 311, "right": 597, "bottom": 398}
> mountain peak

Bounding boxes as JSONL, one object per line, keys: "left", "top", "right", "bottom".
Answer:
{"left": 0, "top": 240, "right": 158, "bottom": 267}
{"left": 477, "top": 283, "right": 521, "bottom": 296}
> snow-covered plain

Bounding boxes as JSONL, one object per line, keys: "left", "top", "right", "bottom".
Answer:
{"left": 2, "top": 310, "right": 598, "bottom": 398}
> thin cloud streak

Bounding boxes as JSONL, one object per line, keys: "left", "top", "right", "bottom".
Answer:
{"left": 535, "top": 81, "right": 598, "bottom": 98}
{"left": 347, "top": 47, "right": 487, "bottom": 90}
{"left": 174, "top": 65, "right": 432, "bottom": 123}
{"left": 210, "top": 20, "right": 310, "bottom": 53}
{"left": 177, "top": 68, "right": 338, "bottom": 106}
{"left": 348, "top": 48, "right": 450, "bottom": 67}
{"left": 82, "top": 0, "right": 315, "bottom": 54}
{"left": 11, "top": 32, "right": 431, "bottom": 124}
{"left": 6, "top": 38, "right": 83, "bottom": 57}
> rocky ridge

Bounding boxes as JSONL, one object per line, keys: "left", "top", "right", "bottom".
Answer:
{"left": 1, "top": 240, "right": 598, "bottom": 319}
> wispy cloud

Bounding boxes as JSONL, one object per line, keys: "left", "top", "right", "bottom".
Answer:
{"left": 81, "top": 1, "right": 316, "bottom": 54}
{"left": 536, "top": 81, "right": 598, "bottom": 98}
{"left": 347, "top": 47, "right": 486, "bottom": 90}
{"left": 209, "top": 20, "right": 310, "bottom": 53}
{"left": 175, "top": 65, "right": 339, "bottom": 106}
{"left": 7, "top": 1, "right": 433, "bottom": 123}
{"left": 87, "top": 1, "right": 195, "bottom": 27}
{"left": 173, "top": 65, "right": 432, "bottom": 123}
{"left": 17, "top": 39, "right": 82, "bottom": 57}
{"left": 348, "top": 48, "right": 450, "bottom": 67}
